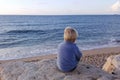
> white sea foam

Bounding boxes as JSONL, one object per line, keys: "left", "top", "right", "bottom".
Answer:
{"left": 79, "top": 42, "right": 120, "bottom": 50}
{"left": 0, "top": 45, "right": 57, "bottom": 60}
{"left": 0, "top": 42, "right": 119, "bottom": 60}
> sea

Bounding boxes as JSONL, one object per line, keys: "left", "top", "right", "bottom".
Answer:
{"left": 0, "top": 15, "right": 120, "bottom": 60}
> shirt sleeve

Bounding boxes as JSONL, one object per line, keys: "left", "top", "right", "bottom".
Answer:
{"left": 74, "top": 45, "right": 82, "bottom": 61}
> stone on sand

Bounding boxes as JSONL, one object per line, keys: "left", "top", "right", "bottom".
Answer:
{"left": 102, "top": 54, "right": 120, "bottom": 79}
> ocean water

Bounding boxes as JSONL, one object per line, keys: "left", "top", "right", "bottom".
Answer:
{"left": 0, "top": 15, "right": 120, "bottom": 60}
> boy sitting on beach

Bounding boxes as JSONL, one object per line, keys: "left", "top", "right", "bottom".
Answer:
{"left": 57, "top": 27, "right": 82, "bottom": 72}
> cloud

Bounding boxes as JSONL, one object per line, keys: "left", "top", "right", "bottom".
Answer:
{"left": 111, "top": 0, "right": 120, "bottom": 12}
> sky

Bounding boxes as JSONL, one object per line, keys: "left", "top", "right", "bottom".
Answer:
{"left": 0, "top": 0, "right": 120, "bottom": 15}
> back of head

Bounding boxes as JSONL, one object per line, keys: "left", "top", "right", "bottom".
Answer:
{"left": 64, "top": 27, "right": 78, "bottom": 42}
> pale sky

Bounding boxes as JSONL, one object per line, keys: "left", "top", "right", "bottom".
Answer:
{"left": 0, "top": 0, "right": 120, "bottom": 15}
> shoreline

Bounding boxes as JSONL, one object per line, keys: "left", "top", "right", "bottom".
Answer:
{"left": 0, "top": 46, "right": 120, "bottom": 64}
{"left": 82, "top": 46, "right": 120, "bottom": 55}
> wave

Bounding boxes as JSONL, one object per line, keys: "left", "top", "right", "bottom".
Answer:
{"left": 111, "top": 39, "right": 120, "bottom": 43}
{"left": 4, "top": 28, "right": 64, "bottom": 34}
{"left": 0, "top": 45, "right": 57, "bottom": 60}
{"left": 0, "top": 39, "right": 29, "bottom": 48}
{"left": 15, "top": 23, "right": 50, "bottom": 27}
{"left": 6, "top": 30, "right": 46, "bottom": 34}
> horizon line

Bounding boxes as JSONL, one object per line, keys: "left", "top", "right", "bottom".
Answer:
{"left": 0, "top": 14, "right": 120, "bottom": 16}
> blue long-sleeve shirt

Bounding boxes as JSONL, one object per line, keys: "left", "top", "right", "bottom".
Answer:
{"left": 57, "top": 41, "right": 82, "bottom": 72}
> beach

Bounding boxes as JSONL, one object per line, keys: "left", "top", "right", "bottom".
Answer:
{"left": 0, "top": 46, "right": 120, "bottom": 80}
{"left": 0, "top": 46, "right": 120, "bottom": 68}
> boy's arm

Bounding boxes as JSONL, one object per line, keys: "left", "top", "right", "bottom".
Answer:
{"left": 75, "top": 46, "right": 82, "bottom": 61}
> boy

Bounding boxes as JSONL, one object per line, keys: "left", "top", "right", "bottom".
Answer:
{"left": 57, "top": 27, "right": 82, "bottom": 72}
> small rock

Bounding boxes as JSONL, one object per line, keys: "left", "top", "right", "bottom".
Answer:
{"left": 102, "top": 55, "right": 120, "bottom": 75}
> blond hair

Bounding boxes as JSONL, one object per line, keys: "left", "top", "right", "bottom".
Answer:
{"left": 64, "top": 27, "right": 78, "bottom": 42}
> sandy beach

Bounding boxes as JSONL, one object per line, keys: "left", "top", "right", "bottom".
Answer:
{"left": 81, "top": 47, "right": 120, "bottom": 68}
{"left": 0, "top": 46, "right": 120, "bottom": 68}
